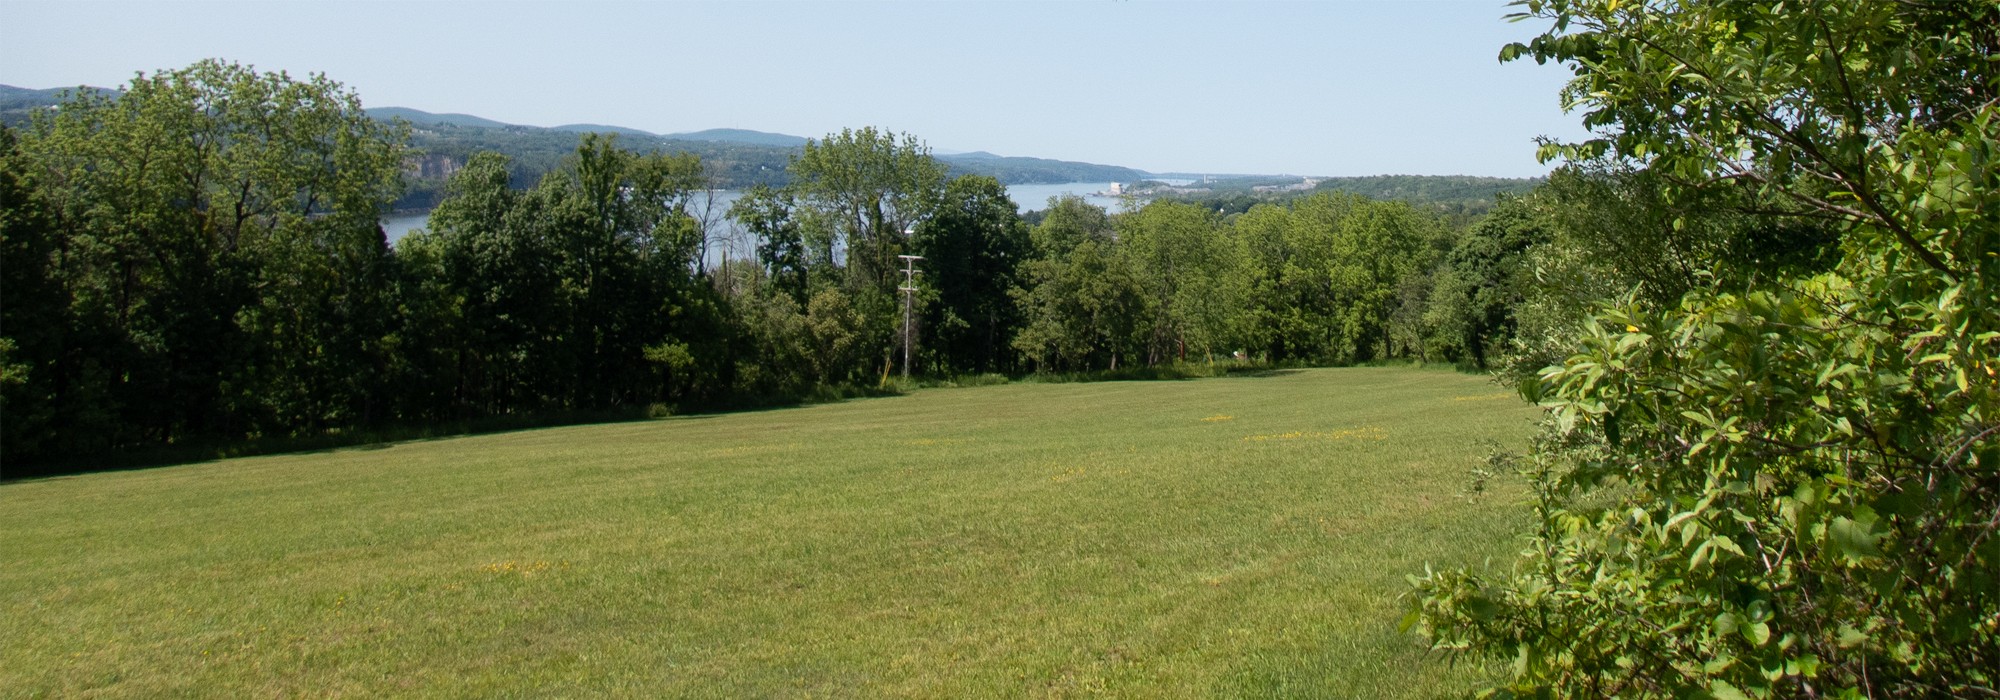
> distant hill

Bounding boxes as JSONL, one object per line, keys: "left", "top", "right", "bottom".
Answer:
{"left": 552, "top": 123, "right": 660, "bottom": 138}
{"left": 0, "top": 85, "right": 67, "bottom": 102}
{"left": 365, "top": 107, "right": 514, "bottom": 130}
{"left": 937, "top": 152, "right": 1147, "bottom": 185}
{"left": 0, "top": 84, "right": 115, "bottom": 103}
{"left": 0, "top": 84, "right": 118, "bottom": 127}
{"left": 1310, "top": 174, "right": 1542, "bottom": 203}
{"left": 1149, "top": 174, "right": 1545, "bottom": 221}
{"left": 0, "top": 86, "right": 1539, "bottom": 217}
{"left": 3, "top": 86, "right": 1158, "bottom": 205}
{"left": 358, "top": 106, "right": 1154, "bottom": 199}
{"left": 1146, "top": 174, "right": 1542, "bottom": 201}
{"left": 664, "top": 128, "right": 810, "bottom": 148}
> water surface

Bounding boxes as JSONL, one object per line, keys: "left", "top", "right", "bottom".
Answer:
{"left": 382, "top": 181, "right": 1147, "bottom": 260}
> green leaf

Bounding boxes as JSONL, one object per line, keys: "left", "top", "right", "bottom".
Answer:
{"left": 1788, "top": 654, "right": 1821, "bottom": 678}
{"left": 1512, "top": 643, "right": 1537, "bottom": 678}
{"left": 1816, "top": 362, "right": 1860, "bottom": 386}
{"left": 1828, "top": 513, "right": 1884, "bottom": 562}
{"left": 1704, "top": 654, "right": 1737, "bottom": 674}
{"left": 1683, "top": 518, "right": 1705, "bottom": 547}
{"left": 1464, "top": 593, "right": 1500, "bottom": 621}
{"left": 1710, "top": 679, "right": 1752, "bottom": 700}
{"left": 1713, "top": 611, "right": 1741, "bottom": 636}
{"left": 1744, "top": 621, "right": 1771, "bottom": 647}
{"left": 1664, "top": 510, "right": 1699, "bottom": 544}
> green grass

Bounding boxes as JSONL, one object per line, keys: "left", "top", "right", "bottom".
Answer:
{"left": 1, "top": 367, "right": 1537, "bottom": 697}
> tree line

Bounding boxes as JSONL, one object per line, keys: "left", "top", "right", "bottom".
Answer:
{"left": 0, "top": 59, "right": 1584, "bottom": 470}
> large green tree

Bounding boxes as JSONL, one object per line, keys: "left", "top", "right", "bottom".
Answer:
{"left": 1011, "top": 196, "right": 1147, "bottom": 372}
{"left": 1417, "top": 194, "right": 1547, "bottom": 369}
{"left": 721, "top": 127, "right": 950, "bottom": 382}
{"left": 912, "top": 175, "right": 1030, "bottom": 375}
{"left": 1119, "top": 200, "right": 1251, "bottom": 364}
{"left": 398, "top": 135, "right": 724, "bottom": 416}
{"left": 4, "top": 60, "right": 406, "bottom": 459}
{"left": 788, "top": 127, "right": 947, "bottom": 292}
{"left": 1236, "top": 193, "right": 1444, "bottom": 364}
{"left": 0, "top": 126, "right": 66, "bottom": 460}
{"left": 730, "top": 184, "right": 809, "bottom": 305}
{"left": 1408, "top": 2, "right": 1999, "bottom": 696}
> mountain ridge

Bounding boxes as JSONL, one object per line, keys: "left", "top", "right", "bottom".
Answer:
{"left": 365, "top": 106, "right": 513, "bottom": 130}
{"left": 3, "top": 87, "right": 1156, "bottom": 185}
{"left": 363, "top": 104, "right": 1153, "bottom": 190}
{"left": 1, "top": 85, "right": 1543, "bottom": 215}
{"left": 663, "top": 128, "right": 809, "bottom": 147}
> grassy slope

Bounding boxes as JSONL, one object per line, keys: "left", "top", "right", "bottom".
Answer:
{"left": 0, "top": 367, "right": 1536, "bottom": 697}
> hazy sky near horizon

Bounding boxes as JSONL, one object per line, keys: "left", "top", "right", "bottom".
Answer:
{"left": 2, "top": 0, "right": 1590, "bottom": 177}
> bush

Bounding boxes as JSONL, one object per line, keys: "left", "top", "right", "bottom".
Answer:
{"left": 1406, "top": 1, "right": 2000, "bottom": 696}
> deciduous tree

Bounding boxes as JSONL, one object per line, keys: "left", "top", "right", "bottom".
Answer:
{"left": 6, "top": 59, "right": 406, "bottom": 456}
{"left": 912, "top": 175, "right": 1030, "bottom": 375}
{"left": 1408, "top": 2, "right": 1999, "bottom": 695}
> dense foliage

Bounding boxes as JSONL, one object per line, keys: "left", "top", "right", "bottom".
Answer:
{"left": 1406, "top": 1, "right": 1998, "bottom": 696}
{"left": 2, "top": 61, "right": 1540, "bottom": 469}
{"left": 3, "top": 61, "right": 407, "bottom": 459}
{"left": 392, "top": 135, "right": 732, "bottom": 418}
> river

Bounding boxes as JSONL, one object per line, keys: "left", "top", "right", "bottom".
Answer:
{"left": 382, "top": 180, "right": 1169, "bottom": 270}
{"left": 382, "top": 180, "right": 1152, "bottom": 243}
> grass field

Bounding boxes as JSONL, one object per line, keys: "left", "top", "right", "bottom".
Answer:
{"left": 1, "top": 367, "right": 1538, "bottom": 697}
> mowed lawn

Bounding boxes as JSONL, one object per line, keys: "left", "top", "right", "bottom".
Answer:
{"left": 2, "top": 367, "right": 1537, "bottom": 697}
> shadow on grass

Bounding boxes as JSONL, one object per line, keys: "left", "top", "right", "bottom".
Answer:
{"left": 1219, "top": 367, "right": 1306, "bottom": 379}
{"left": 3, "top": 361, "right": 1492, "bottom": 483}
{"left": 1, "top": 385, "right": 906, "bottom": 484}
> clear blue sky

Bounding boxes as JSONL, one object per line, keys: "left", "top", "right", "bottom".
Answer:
{"left": 1, "top": 0, "right": 1587, "bottom": 177}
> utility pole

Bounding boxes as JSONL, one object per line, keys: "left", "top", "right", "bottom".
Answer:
{"left": 898, "top": 254, "right": 924, "bottom": 380}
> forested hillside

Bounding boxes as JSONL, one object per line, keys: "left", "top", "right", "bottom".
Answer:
{"left": 0, "top": 84, "right": 118, "bottom": 126}
{"left": 387, "top": 119, "right": 797, "bottom": 209}
{"left": 1124, "top": 174, "right": 1540, "bottom": 223}
{"left": 384, "top": 109, "right": 1149, "bottom": 210}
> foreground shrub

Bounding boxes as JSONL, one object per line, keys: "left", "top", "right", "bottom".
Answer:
{"left": 1407, "top": 1, "right": 1998, "bottom": 696}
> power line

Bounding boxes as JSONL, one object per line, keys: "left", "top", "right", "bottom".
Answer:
{"left": 898, "top": 254, "right": 925, "bottom": 380}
